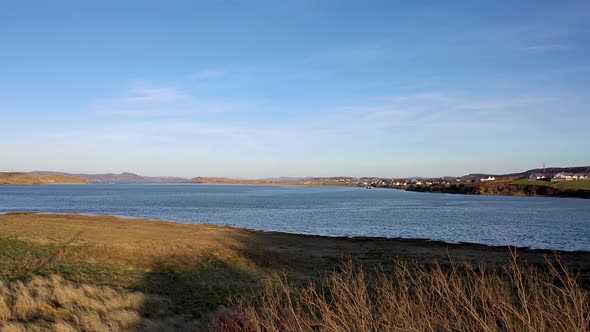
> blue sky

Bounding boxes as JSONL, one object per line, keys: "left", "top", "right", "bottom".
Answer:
{"left": 1, "top": 1, "right": 589, "bottom": 178}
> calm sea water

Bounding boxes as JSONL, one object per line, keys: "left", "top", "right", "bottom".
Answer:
{"left": 0, "top": 184, "right": 589, "bottom": 251}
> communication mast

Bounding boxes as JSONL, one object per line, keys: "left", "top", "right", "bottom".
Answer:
{"left": 543, "top": 161, "right": 546, "bottom": 177}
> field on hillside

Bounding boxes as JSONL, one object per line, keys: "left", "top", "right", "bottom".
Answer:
{"left": 1, "top": 213, "right": 589, "bottom": 330}
{"left": 515, "top": 179, "right": 590, "bottom": 190}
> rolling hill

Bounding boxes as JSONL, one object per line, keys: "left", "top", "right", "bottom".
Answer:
{"left": 29, "top": 171, "right": 192, "bottom": 184}
{"left": 462, "top": 166, "right": 590, "bottom": 181}
{"left": 0, "top": 172, "right": 88, "bottom": 185}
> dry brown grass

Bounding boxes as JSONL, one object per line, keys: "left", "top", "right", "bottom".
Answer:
{"left": 2, "top": 213, "right": 590, "bottom": 330}
{"left": 0, "top": 275, "right": 201, "bottom": 331}
{"left": 0, "top": 173, "right": 88, "bottom": 185}
{"left": 211, "top": 255, "right": 590, "bottom": 332}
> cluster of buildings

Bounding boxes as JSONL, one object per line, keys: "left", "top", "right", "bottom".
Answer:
{"left": 358, "top": 177, "right": 462, "bottom": 189}
{"left": 530, "top": 172, "right": 588, "bottom": 182}
{"left": 551, "top": 173, "right": 588, "bottom": 181}
{"left": 304, "top": 171, "right": 589, "bottom": 189}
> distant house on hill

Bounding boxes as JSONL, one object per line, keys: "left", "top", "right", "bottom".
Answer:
{"left": 480, "top": 176, "right": 496, "bottom": 182}
{"left": 553, "top": 172, "right": 575, "bottom": 181}
{"left": 530, "top": 173, "right": 551, "bottom": 181}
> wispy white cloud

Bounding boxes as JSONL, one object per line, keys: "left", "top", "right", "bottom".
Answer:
{"left": 102, "top": 87, "right": 189, "bottom": 106}
{"left": 93, "top": 83, "right": 268, "bottom": 117}
{"left": 44, "top": 120, "right": 264, "bottom": 157}
{"left": 377, "top": 93, "right": 453, "bottom": 105}
{"left": 191, "top": 67, "right": 228, "bottom": 80}
{"left": 299, "top": 42, "right": 400, "bottom": 65}
{"left": 454, "top": 97, "right": 555, "bottom": 110}
{"left": 95, "top": 109, "right": 186, "bottom": 117}
{"left": 72, "top": 74, "right": 564, "bottom": 157}
{"left": 90, "top": 82, "right": 559, "bottom": 138}
{"left": 11, "top": 87, "right": 580, "bottom": 177}
{"left": 310, "top": 92, "right": 560, "bottom": 138}
{"left": 93, "top": 86, "right": 190, "bottom": 117}
{"left": 525, "top": 44, "right": 567, "bottom": 51}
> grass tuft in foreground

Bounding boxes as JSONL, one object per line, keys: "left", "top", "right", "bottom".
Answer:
{"left": 210, "top": 255, "right": 590, "bottom": 332}
{"left": 0, "top": 274, "right": 204, "bottom": 331}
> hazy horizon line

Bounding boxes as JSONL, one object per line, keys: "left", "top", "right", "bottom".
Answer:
{"left": 7, "top": 163, "right": 589, "bottom": 180}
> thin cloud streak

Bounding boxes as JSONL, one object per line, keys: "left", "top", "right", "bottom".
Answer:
{"left": 92, "top": 84, "right": 271, "bottom": 117}
{"left": 525, "top": 44, "right": 567, "bottom": 51}
{"left": 454, "top": 97, "right": 555, "bottom": 110}
{"left": 88, "top": 90, "right": 562, "bottom": 143}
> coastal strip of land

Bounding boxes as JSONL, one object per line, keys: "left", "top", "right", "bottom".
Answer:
{"left": 192, "top": 176, "right": 357, "bottom": 187}
{"left": 0, "top": 172, "right": 88, "bottom": 185}
{"left": 6, "top": 166, "right": 589, "bottom": 198}
{"left": 404, "top": 178, "right": 590, "bottom": 198}
{"left": 194, "top": 176, "right": 590, "bottom": 198}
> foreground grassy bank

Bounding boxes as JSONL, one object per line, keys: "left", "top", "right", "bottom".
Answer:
{"left": 1, "top": 213, "right": 589, "bottom": 331}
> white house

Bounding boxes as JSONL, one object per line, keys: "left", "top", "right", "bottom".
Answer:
{"left": 480, "top": 176, "right": 496, "bottom": 182}
{"left": 553, "top": 173, "right": 575, "bottom": 181}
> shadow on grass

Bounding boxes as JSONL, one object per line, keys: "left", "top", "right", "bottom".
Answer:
{"left": 138, "top": 254, "right": 258, "bottom": 320}
{"left": 3, "top": 228, "right": 590, "bottom": 330}
{"left": 128, "top": 234, "right": 314, "bottom": 329}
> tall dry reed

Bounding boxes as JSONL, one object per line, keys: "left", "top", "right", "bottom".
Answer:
{"left": 211, "top": 254, "right": 590, "bottom": 332}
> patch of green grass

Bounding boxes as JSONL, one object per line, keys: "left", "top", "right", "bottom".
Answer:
{"left": 514, "top": 179, "right": 590, "bottom": 190}
{"left": 513, "top": 180, "right": 556, "bottom": 187}
{"left": 554, "top": 179, "right": 590, "bottom": 190}
{"left": 0, "top": 237, "right": 58, "bottom": 279}
{"left": 0, "top": 234, "right": 260, "bottom": 319}
{"left": 0, "top": 237, "right": 140, "bottom": 286}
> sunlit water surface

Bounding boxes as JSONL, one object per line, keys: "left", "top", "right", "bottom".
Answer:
{"left": 0, "top": 184, "right": 589, "bottom": 251}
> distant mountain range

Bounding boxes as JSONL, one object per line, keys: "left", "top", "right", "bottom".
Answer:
{"left": 29, "top": 171, "right": 192, "bottom": 184}
{"left": 23, "top": 165, "right": 590, "bottom": 184}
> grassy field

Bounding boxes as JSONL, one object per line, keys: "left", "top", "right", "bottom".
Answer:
{"left": 1, "top": 213, "right": 589, "bottom": 330}
{"left": 514, "top": 179, "right": 590, "bottom": 190}
{"left": 0, "top": 173, "right": 88, "bottom": 185}
{"left": 412, "top": 179, "right": 590, "bottom": 198}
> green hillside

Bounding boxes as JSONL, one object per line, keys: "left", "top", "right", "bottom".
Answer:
{"left": 514, "top": 179, "right": 590, "bottom": 190}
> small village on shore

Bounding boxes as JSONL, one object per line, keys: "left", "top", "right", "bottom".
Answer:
{"left": 300, "top": 169, "right": 590, "bottom": 189}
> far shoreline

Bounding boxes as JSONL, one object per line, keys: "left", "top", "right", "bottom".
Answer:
{"left": 24, "top": 180, "right": 585, "bottom": 200}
